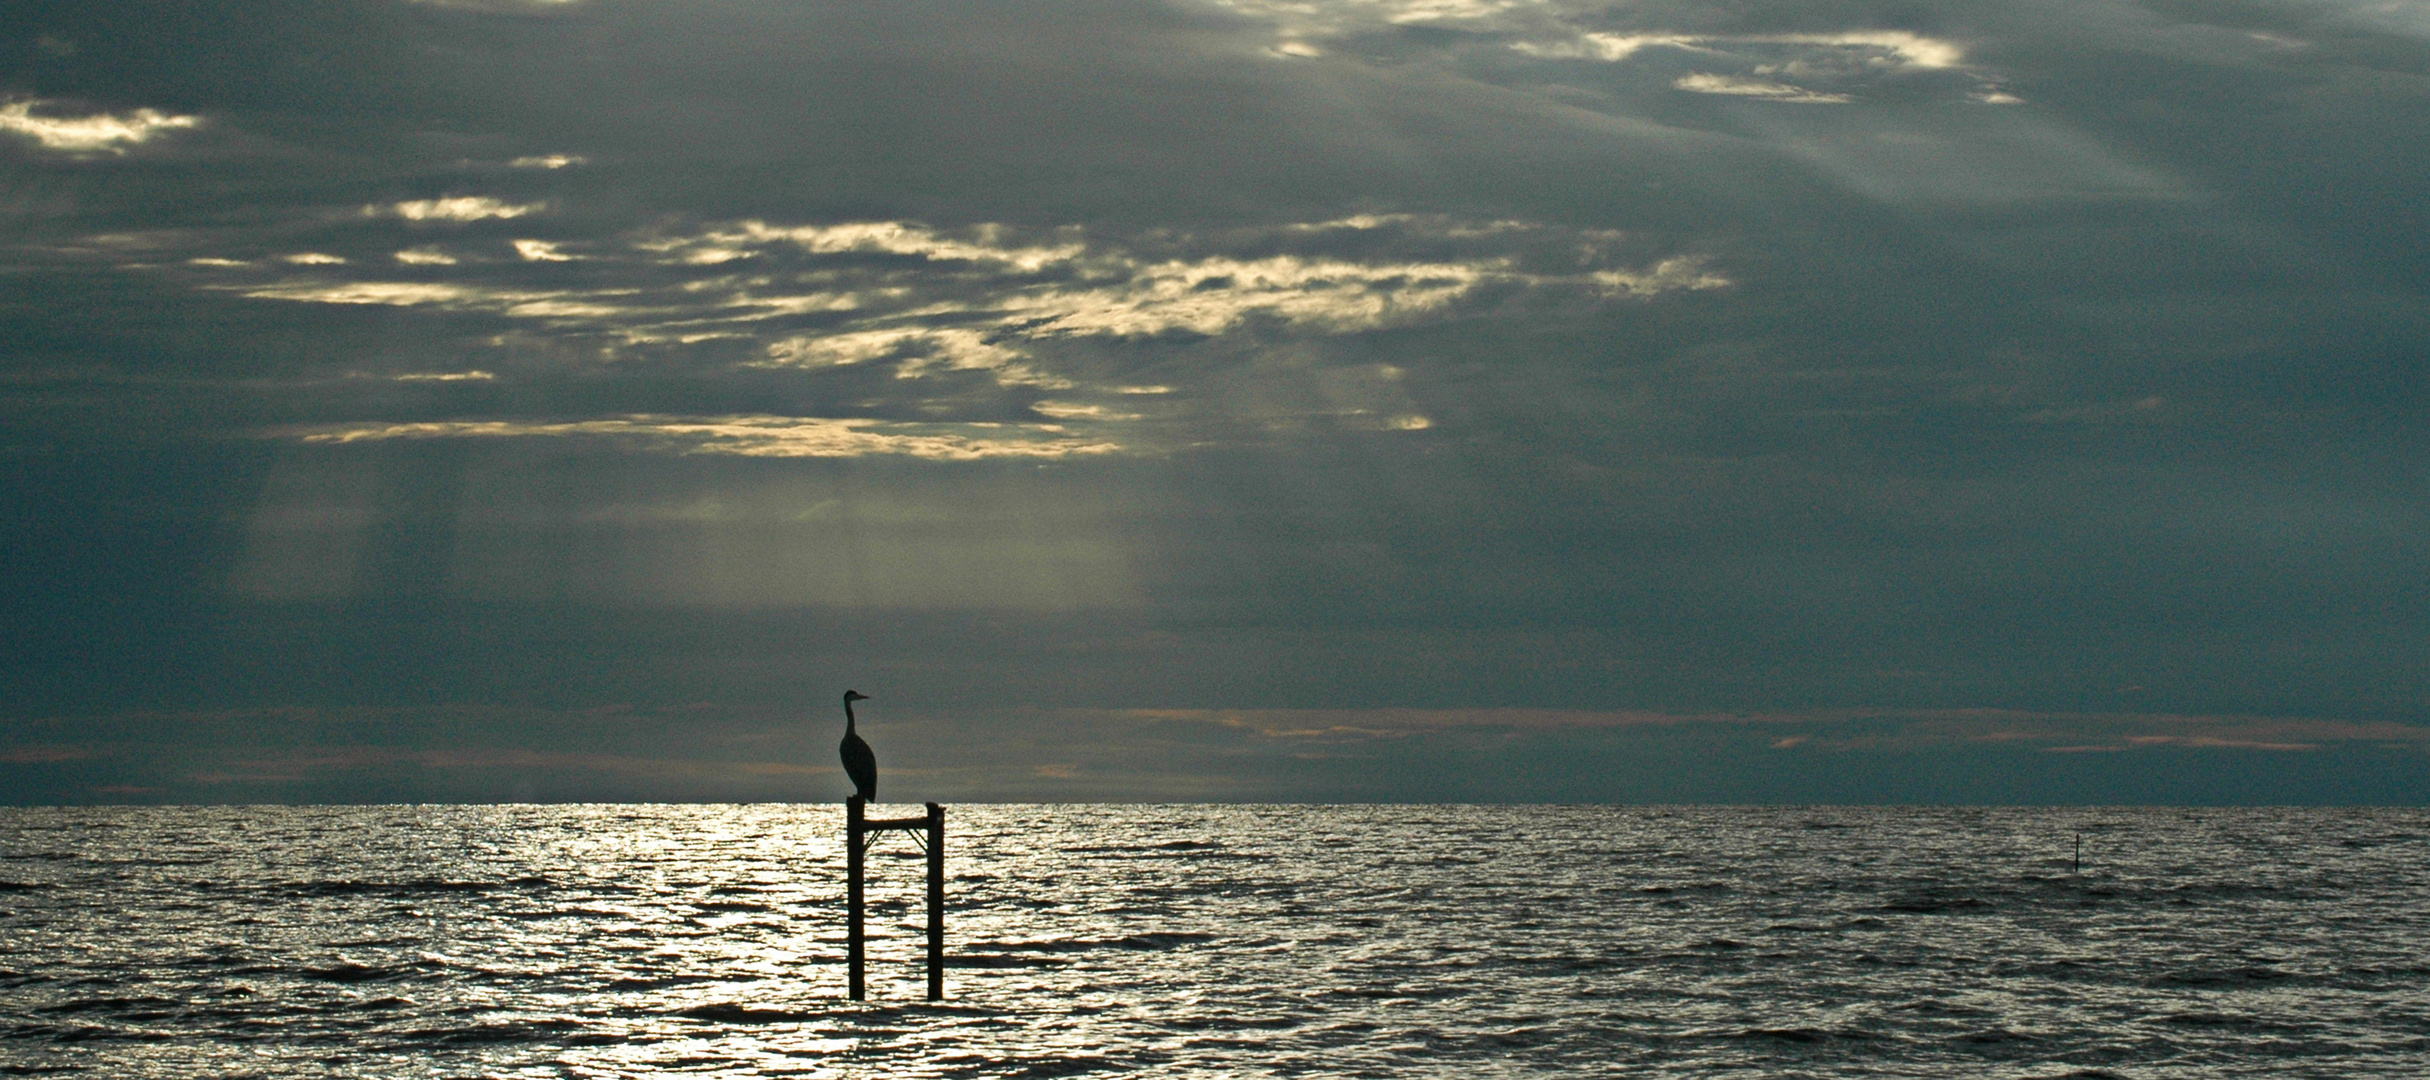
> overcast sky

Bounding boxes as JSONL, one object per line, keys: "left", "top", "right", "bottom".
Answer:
{"left": 4, "top": 0, "right": 2427, "bottom": 804}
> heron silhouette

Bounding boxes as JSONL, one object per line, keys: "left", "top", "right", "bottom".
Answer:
{"left": 839, "top": 690, "right": 877, "bottom": 802}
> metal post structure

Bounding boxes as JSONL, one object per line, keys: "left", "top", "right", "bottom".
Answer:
{"left": 845, "top": 796, "right": 947, "bottom": 1001}
{"left": 926, "top": 802, "right": 944, "bottom": 1001}
{"left": 847, "top": 795, "right": 866, "bottom": 1000}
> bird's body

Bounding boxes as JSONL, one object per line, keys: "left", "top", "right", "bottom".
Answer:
{"left": 839, "top": 690, "right": 877, "bottom": 802}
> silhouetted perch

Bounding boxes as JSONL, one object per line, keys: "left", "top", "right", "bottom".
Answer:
{"left": 845, "top": 795, "right": 947, "bottom": 1000}
{"left": 847, "top": 795, "right": 865, "bottom": 999}
{"left": 927, "top": 802, "right": 944, "bottom": 1002}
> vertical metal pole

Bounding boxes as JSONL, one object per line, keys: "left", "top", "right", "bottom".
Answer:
{"left": 926, "top": 801, "right": 944, "bottom": 1001}
{"left": 848, "top": 795, "right": 865, "bottom": 1000}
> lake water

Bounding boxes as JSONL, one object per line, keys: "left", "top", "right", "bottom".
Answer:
{"left": 4, "top": 805, "right": 2427, "bottom": 1077}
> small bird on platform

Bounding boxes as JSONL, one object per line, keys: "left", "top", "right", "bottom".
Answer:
{"left": 839, "top": 690, "right": 878, "bottom": 802}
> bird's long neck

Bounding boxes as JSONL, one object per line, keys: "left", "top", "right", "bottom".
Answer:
{"left": 844, "top": 699, "right": 858, "bottom": 735}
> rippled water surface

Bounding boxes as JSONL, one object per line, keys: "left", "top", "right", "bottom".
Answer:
{"left": 4, "top": 805, "right": 2428, "bottom": 1077}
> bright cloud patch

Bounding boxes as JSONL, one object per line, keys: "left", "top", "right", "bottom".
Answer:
{"left": 375, "top": 197, "right": 542, "bottom": 222}
{"left": 1510, "top": 33, "right": 1704, "bottom": 61}
{"left": 1213, "top": 0, "right": 1972, "bottom": 68}
{"left": 191, "top": 216, "right": 1722, "bottom": 394}
{"left": 761, "top": 329, "right": 922, "bottom": 368}
{"left": 758, "top": 327, "right": 1064, "bottom": 387}
{"left": 1758, "top": 31, "right": 1964, "bottom": 70}
{"left": 1674, "top": 74, "right": 1854, "bottom": 104}
{"left": 1206, "top": 0, "right": 1526, "bottom": 37}
{"left": 512, "top": 239, "right": 576, "bottom": 262}
{"left": 665, "top": 220, "right": 1088, "bottom": 272}
{"left": 236, "top": 281, "right": 499, "bottom": 306}
{"left": 279, "top": 415, "right": 1122, "bottom": 460}
{"left": 0, "top": 99, "right": 200, "bottom": 154}
{"left": 1510, "top": 28, "right": 2001, "bottom": 104}
{"left": 1210, "top": 2, "right": 1997, "bottom": 104}
{"left": 1031, "top": 400, "right": 1145, "bottom": 421}
{"left": 1000, "top": 255, "right": 1494, "bottom": 336}
{"left": 1588, "top": 29, "right": 2008, "bottom": 103}
{"left": 156, "top": 214, "right": 1726, "bottom": 456}
{"left": 1593, "top": 256, "right": 1731, "bottom": 295}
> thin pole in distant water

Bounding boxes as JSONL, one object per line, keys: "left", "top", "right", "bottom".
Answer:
{"left": 2074, "top": 832, "right": 2081, "bottom": 874}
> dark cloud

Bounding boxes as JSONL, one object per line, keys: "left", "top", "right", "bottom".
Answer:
{"left": 4, "top": 0, "right": 2427, "bottom": 803}
{"left": 7, "top": 703, "right": 2424, "bottom": 805}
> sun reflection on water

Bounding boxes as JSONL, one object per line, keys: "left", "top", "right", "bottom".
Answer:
{"left": 3, "top": 805, "right": 2428, "bottom": 1077}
